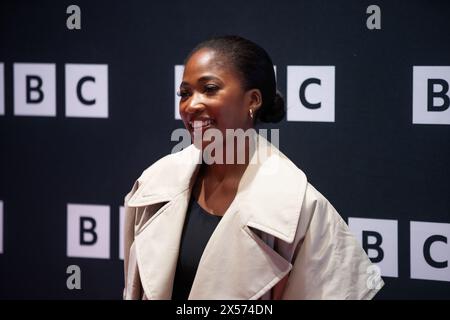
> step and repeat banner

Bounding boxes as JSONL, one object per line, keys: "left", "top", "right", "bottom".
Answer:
{"left": 0, "top": 0, "right": 449, "bottom": 299}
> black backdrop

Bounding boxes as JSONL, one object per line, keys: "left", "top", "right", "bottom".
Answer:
{"left": 0, "top": 0, "right": 449, "bottom": 299}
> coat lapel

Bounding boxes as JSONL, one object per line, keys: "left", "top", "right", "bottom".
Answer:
{"left": 127, "top": 133, "right": 308, "bottom": 299}
{"left": 188, "top": 206, "right": 293, "bottom": 300}
{"left": 133, "top": 189, "right": 191, "bottom": 299}
{"left": 127, "top": 145, "right": 202, "bottom": 299}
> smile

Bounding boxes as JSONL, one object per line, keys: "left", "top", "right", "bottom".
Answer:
{"left": 189, "top": 119, "right": 215, "bottom": 130}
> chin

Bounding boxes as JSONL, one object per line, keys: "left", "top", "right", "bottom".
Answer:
{"left": 191, "top": 136, "right": 212, "bottom": 151}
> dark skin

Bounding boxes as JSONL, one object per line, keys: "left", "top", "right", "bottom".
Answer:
{"left": 178, "top": 48, "right": 262, "bottom": 216}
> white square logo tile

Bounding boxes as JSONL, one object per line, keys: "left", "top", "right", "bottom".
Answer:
{"left": 67, "top": 203, "right": 110, "bottom": 259}
{"left": 411, "top": 221, "right": 450, "bottom": 282}
{"left": 65, "top": 64, "right": 108, "bottom": 118}
{"left": 287, "top": 66, "right": 335, "bottom": 122}
{"left": 348, "top": 217, "right": 398, "bottom": 277}
{"left": 413, "top": 66, "right": 450, "bottom": 125}
{"left": 13, "top": 63, "right": 56, "bottom": 116}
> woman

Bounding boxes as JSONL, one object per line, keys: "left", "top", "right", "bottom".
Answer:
{"left": 123, "top": 35, "right": 384, "bottom": 300}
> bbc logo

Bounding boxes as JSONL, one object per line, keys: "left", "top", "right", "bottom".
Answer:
{"left": 0, "top": 62, "right": 108, "bottom": 118}
{"left": 349, "top": 217, "right": 450, "bottom": 282}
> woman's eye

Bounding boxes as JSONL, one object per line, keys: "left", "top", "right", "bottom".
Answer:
{"left": 176, "top": 90, "right": 190, "bottom": 98}
{"left": 204, "top": 85, "right": 219, "bottom": 93}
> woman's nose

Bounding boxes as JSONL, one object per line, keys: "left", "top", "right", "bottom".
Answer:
{"left": 185, "top": 93, "right": 206, "bottom": 114}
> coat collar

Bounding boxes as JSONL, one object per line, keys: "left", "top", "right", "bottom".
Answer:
{"left": 128, "top": 132, "right": 308, "bottom": 243}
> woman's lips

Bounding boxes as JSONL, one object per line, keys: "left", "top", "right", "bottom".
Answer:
{"left": 189, "top": 119, "right": 215, "bottom": 131}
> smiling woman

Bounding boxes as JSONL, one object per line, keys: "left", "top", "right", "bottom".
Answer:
{"left": 122, "top": 35, "right": 384, "bottom": 300}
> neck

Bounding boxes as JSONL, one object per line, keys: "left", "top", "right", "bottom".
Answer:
{"left": 202, "top": 136, "right": 255, "bottom": 182}
{"left": 203, "top": 161, "right": 248, "bottom": 183}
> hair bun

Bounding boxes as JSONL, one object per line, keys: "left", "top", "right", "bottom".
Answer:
{"left": 258, "top": 90, "right": 285, "bottom": 123}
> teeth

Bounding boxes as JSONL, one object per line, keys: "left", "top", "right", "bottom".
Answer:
{"left": 190, "top": 120, "right": 213, "bottom": 129}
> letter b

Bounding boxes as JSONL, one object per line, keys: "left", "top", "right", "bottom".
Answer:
{"left": 79, "top": 217, "right": 97, "bottom": 245}
{"left": 67, "top": 204, "right": 110, "bottom": 259}
{"left": 427, "top": 79, "right": 449, "bottom": 112}
{"left": 362, "top": 230, "right": 384, "bottom": 263}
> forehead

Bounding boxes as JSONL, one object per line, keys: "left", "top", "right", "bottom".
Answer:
{"left": 182, "top": 48, "right": 239, "bottom": 86}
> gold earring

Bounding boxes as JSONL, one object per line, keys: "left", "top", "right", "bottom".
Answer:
{"left": 249, "top": 108, "right": 254, "bottom": 119}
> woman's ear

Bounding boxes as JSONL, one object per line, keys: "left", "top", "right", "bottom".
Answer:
{"left": 246, "top": 88, "right": 263, "bottom": 112}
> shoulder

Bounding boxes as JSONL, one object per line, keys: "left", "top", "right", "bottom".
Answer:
{"left": 136, "top": 145, "right": 197, "bottom": 185}
{"left": 304, "top": 182, "right": 337, "bottom": 213}
{"left": 133, "top": 144, "right": 200, "bottom": 190}
{"left": 270, "top": 148, "right": 337, "bottom": 217}
{"left": 271, "top": 151, "right": 344, "bottom": 243}
{"left": 124, "top": 144, "right": 201, "bottom": 206}
{"left": 293, "top": 179, "right": 355, "bottom": 261}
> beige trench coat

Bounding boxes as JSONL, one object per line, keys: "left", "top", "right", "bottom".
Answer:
{"left": 123, "top": 133, "right": 384, "bottom": 300}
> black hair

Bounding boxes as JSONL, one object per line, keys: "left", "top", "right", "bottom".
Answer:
{"left": 184, "top": 35, "right": 285, "bottom": 123}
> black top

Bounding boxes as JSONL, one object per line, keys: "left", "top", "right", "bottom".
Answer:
{"left": 171, "top": 195, "right": 222, "bottom": 300}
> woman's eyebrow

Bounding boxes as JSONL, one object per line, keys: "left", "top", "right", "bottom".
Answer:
{"left": 181, "top": 75, "right": 223, "bottom": 87}
{"left": 198, "top": 75, "right": 222, "bottom": 83}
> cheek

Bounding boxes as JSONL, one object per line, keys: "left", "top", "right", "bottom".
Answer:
{"left": 178, "top": 107, "right": 189, "bottom": 126}
{"left": 214, "top": 108, "right": 242, "bottom": 129}
{"left": 178, "top": 103, "right": 186, "bottom": 116}
{"left": 215, "top": 98, "right": 247, "bottom": 127}
{"left": 179, "top": 104, "right": 192, "bottom": 125}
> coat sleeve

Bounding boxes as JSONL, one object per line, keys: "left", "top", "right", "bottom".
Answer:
{"left": 281, "top": 183, "right": 384, "bottom": 299}
{"left": 122, "top": 180, "right": 141, "bottom": 300}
